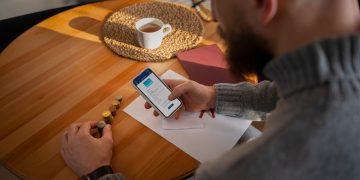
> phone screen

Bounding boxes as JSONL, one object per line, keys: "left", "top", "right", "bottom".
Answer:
{"left": 133, "top": 68, "right": 182, "bottom": 118}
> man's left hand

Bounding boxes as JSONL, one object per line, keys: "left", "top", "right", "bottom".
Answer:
{"left": 60, "top": 121, "right": 113, "bottom": 177}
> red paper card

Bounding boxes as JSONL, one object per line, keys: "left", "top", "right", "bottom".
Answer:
{"left": 177, "top": 44, "right": 238, "bottom": 85}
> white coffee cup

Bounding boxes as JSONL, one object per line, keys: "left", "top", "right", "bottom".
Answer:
{"left": 135, "top": 18, "right": 172, "bottom": 49}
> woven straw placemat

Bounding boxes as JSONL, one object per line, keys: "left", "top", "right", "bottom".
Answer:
{"left": 102, "top": 1, "right": 204, "bottom": 62}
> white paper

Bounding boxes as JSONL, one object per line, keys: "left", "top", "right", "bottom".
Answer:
{"left": 160, "top": 69, "right": 205, "bottom": 130}
{"left": 162, "top": 112, "right": 205, "bottom": 130}
{"left": 123, "top": 70, "right": 252, "bottom": 162}
{"left": 160, "top": 69, "right": 186, "bottom": 80}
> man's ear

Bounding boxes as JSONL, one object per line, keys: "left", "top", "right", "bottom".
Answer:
{"left": 255, "top": 0, "right": 278, "bottom": 25}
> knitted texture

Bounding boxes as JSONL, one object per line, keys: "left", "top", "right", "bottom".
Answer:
{"left": 102, "top": 1, "right": 204, "bottom": 61}
{"left": 196, "top": 35, "right": 360, "bottom": 180}
{"left": 215, "top": 80, "right": 278, "bottom": 120}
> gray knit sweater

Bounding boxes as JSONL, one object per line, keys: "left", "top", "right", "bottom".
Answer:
{"left": 102, "top": 35, "right": 360, "bottom": 180}
{"left": 196, "top": 35, "right": 360, "bottom": 179}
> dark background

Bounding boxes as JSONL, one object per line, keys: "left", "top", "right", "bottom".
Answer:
{"left": 0, "top": 0, "right": 101, "bottom": 52}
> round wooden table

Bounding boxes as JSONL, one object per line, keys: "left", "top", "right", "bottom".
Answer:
{"left": 0, "top": 0, "right": 230, "bottom": 179}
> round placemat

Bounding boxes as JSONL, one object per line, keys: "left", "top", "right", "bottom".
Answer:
{"left": 102, "top": 1, "right": 204, "bottom": 61}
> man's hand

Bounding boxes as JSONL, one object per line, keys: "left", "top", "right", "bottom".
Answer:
{"left": 60, "top": 121, "right": 113, "bottom": 177}
{"left": 144, "top": 79, "right": 216, "bottom": 119}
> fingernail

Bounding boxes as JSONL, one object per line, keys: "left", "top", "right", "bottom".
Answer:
{"left": 168, "top": 96, "right": 173, "bottom": 100}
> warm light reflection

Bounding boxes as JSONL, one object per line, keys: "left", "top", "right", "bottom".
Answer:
{"left": 37, "top": 4, "right": 112, "bottom": 43}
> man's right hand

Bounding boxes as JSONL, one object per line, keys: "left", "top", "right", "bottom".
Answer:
{"left": 144, "top": 79, "right": 216, "bottom": 119}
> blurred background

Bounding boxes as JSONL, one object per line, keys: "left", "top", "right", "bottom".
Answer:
{"left": 0, "top": 0, "right": 99, "bottom": 20}
{"left": 0, "top": 0, "right": 210, "bottom": 51}
{"left": 0, "top": 0, "right": 211, "bottom": 20}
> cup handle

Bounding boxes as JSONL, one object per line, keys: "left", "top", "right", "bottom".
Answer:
{"left": 162, "top": 24, "right": 172, "bottom": 37}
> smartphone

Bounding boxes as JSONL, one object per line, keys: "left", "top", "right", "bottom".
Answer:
{"left": 132, "top": 68, "right": 182, "bottom": 118}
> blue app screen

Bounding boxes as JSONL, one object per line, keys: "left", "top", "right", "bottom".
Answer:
{"left": 137, "top": 73, "right": 181, "bottom": 117}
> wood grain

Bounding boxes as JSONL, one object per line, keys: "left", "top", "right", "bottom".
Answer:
{"left": 0, "top": 1, "right": 204, "bottom": 179}
{"left": 0, "top": 1, "right": 262, "bottom": 179}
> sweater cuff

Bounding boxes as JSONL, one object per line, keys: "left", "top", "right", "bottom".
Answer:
{"left": 215, "top": 83, "right": 265, "bottom": 121}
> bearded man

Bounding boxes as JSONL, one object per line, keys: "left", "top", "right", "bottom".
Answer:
{"left": 60, "top": 0, "right": 360, "bottom": 179}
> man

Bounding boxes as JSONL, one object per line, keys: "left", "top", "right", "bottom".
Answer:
{"left": 60, "top": 0, "right": 360, "bottom": 179}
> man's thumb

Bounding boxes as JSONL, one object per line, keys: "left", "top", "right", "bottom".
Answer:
{"left": 101, "top": 124, "right": 113, "bottom": 141}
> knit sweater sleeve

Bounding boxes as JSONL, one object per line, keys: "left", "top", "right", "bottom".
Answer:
{"left": 214, "top": 80, "right": 278, "bottom": 120}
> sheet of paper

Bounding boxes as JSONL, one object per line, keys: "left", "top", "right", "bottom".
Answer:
{"left": 123, "top": 70, "right": 252, "bottom": 162}
{"left": 160, "top": 69, "right": 186, "bottom": 80}
{"left": 162, "top": 112, "right": 205, "bottom": 130}
{"left": 161, "top": 69, "right": 205, "bottom": 130}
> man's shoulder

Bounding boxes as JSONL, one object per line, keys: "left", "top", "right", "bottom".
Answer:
{"left": 196, "top": 97, "right": 360, "bottom": 179}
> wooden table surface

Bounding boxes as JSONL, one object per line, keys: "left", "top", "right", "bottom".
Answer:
{"left": 0, "top": 0, "right": 234, "bottom": 179}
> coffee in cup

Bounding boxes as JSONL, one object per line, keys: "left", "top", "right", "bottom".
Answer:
{"left": 139, "top": 23, "right": 161, "bottom": 33}
{"left": 135, "top": 18, "right": 172, "bottom": 49}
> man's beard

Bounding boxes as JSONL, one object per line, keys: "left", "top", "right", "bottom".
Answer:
{"left": 220, "top": 27, "right": 274, "bottom": 80}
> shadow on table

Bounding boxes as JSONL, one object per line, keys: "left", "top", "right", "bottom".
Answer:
{"left": 69, "top": 16, "right": 173, "bottom": 61}
{"left": 69, "top": 16, "right": 102, "bottom": 38}
{"left": 70, "top": 16, "right": 138, "bottom": 46}
{"left": 91, "top": 1, "right": 203, "bottom": 36}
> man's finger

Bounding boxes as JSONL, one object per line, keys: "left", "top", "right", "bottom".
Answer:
{"left": 68, "top": 123, "right": 81, "bottom": 139}
{"left": 144, "top": 102, "right": 152, "bottom": 109}
{"left": 174, "top": 111, "right": 182, "bottom": 120}
{"left": 79, "top": 121, "right": 97, "bottom": 135}
{"left": 153, "top": 111, "right": 159, "bottom": 117}
{"left": 61, "top": 131, "right": 68, "bottom": 147}
{"left": 168, "top": 81, "right": 193, "bottom": 100}
{"left": 163, "top": 79, "right": 185, "bottom": 90}
{"left": 101, "top": 124, "right": 113, "bottom": 142}
{"left": 89, "top": 121, "right": 98, "bottom": 128}
{"left": 60, "top": 146, "right": 66, "bottom": 157}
